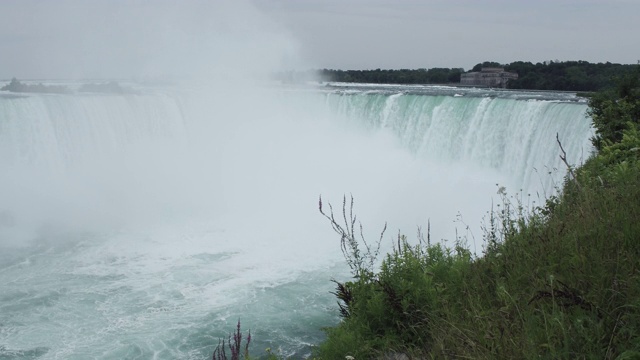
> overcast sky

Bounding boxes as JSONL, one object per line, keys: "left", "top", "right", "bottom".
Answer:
{"left": 0, "top": 0, "right": 638, "bottom": 79}
{"left": 257, "top": 0, "right": 640, "bottom": 70}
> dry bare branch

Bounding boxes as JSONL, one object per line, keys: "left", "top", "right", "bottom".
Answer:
{"left": 556, "top": 133, "right": 582, "bottom": 191}
{"left": 319, "top": 194, "right": 386, "bottom": 276}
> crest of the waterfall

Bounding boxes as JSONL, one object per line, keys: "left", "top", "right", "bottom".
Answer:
{"left": 323, "top": 92, "right": 595, "bottom": 197}
{"left": 0, "top": 85, "right": 495, "bottom": 252}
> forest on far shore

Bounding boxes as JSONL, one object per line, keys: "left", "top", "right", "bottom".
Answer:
{"left": 275, "top": 60, "right": 639, "bottom": 92}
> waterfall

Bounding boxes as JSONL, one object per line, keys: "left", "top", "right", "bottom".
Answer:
{"left": 0, "top": 85, "right": 595, "bottom": 359}
{"left": 322, "top": 91, "right": 594, "bottom": 194}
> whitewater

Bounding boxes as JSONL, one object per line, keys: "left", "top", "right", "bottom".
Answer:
{"left": 0, "top": 82, "right": 593, "bottom": 359}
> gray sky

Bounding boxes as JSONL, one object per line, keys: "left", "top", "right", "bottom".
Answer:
{"left": 0, "top": 0, "right": 638, "bottom": 79}
{"left": 257, "top": 0, "right": 640, "bottom": 70}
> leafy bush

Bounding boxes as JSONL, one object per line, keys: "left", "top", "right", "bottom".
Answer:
{"left": 588, "top": 68, "right": 640, "bottom": 150}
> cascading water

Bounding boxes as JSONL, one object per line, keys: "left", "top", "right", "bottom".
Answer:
{"left": 321, "top": 86, "right": 594, "bottom": 194}
{"left": 0, "top": 83, "right": 593, "bottom": 359}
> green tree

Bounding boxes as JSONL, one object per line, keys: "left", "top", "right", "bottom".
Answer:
{"left": 588, "top": 67, "right": 640, "bottom": 150}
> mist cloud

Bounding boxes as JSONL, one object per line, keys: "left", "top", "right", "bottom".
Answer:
{"left": 0, "top": 0, "right": 300, "bottom": 80}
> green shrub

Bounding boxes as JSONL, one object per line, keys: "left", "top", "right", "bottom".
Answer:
{"left": 588, "top": 68, "right": 640, "bottom": 150}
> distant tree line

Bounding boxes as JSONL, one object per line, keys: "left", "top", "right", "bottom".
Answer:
{"left": 1, "top": 78, "right": 70, "bottom": 94}
{"left": 456, "top": 60, "right": 637, "bottom": 91}
{"left": 273, "top": 68, "right": 464, "bottom": 85}
{"left": 1, "top": 78, "right": 133, "bottom": 94}
{"left": 317, "top": 68, "right": 464, "bottom": 84}
{"left": 499, "top": 60, "right": 638, "bottom": 91}
{"left": 274, "top": 60, "right": 638, "bottom": 92}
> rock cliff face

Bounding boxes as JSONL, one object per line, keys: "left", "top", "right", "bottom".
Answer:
{"left": 460, "top": 68, "right": 518, "bottom": 88}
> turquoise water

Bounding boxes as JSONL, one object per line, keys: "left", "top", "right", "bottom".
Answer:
{"left": 0, "top": 84, "right": 593, "bottom": 359}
